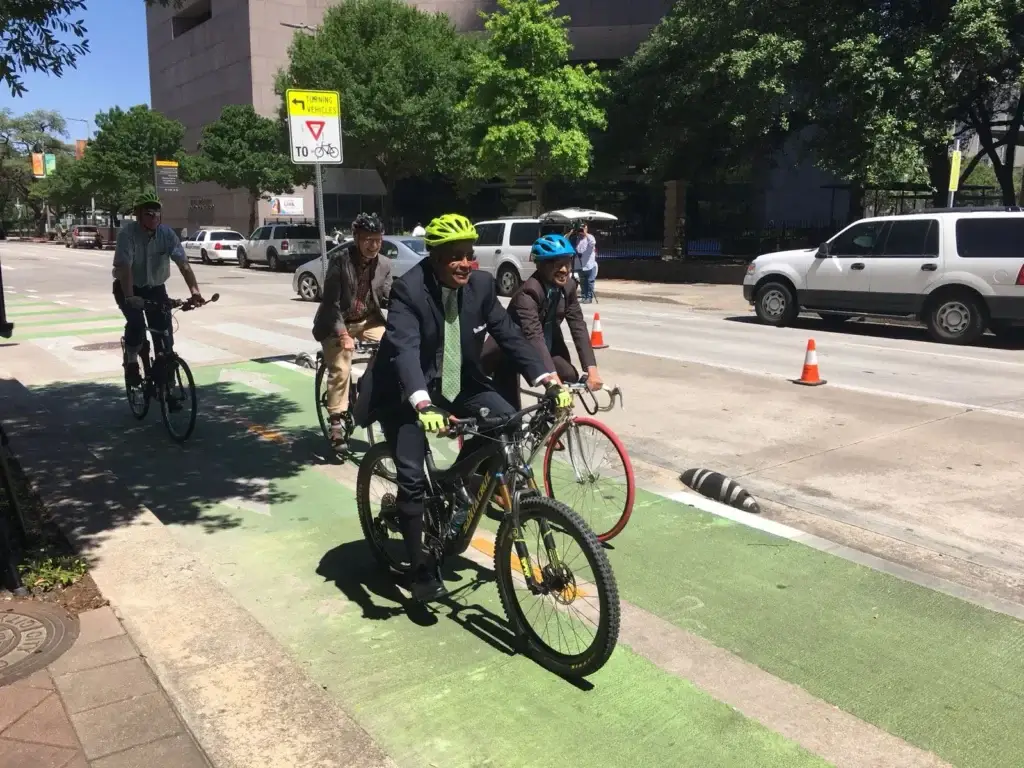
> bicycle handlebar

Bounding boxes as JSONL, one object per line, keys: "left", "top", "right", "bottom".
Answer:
{"left": 420, "top": 399, "right": 552, "bottom": 440}
{"left": 145, "top": 293, "right": 220, "bottom": 311}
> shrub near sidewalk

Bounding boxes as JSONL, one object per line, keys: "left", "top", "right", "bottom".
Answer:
{"left": 0, "top": 437, "right": 106, "bottom": 615}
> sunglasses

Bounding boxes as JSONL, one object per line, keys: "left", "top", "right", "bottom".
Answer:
{"left": 140, "top": 208, "right": 161, "bottom": 216}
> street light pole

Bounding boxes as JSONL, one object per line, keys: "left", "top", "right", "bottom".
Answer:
{"left": 66, "top": 117, "right": 96, "bottom": 224}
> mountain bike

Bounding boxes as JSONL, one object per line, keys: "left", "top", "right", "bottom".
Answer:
{"left": 356, "top": 395, "right": 621, "bottom": 679}
{"left": 122, "top": 293, "right": 219, "bottom": 443}
{"left": 314, "top": 339, "right": 379, "bottom": 459}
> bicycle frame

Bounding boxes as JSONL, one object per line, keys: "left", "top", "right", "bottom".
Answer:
{"left": 516, "top": 381, "right": 624, "bottom": 467}
{"left": 421, "top": 404, "right": 570, "bottom": 594}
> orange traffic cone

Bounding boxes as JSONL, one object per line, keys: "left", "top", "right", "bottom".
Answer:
{"left": 794, "top": 339, "right": 826, "bottom": 386}
{"left": 590, "top": 312, "right": 608, "bottom": 350}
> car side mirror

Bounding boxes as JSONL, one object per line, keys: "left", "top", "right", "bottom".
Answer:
{"left": 815, "top": 242, "right": 830, "bottom": 259}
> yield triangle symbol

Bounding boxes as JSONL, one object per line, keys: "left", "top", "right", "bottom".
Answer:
{"left": 306, "top": 120, "right": 325, "bottom": 140}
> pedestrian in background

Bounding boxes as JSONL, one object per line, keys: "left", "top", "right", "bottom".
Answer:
{"left": 574, "top": 222, "right": 598, "bottom": 303}
{"left": 412, "top": 222, "right": 426, "bottom": 236}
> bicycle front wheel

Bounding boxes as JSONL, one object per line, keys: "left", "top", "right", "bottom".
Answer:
{"left": 543, "top": 416, "right": 635, "bottom": 542}
{"left": 494, "top": 496, "right": 620, "bottom": 678}
{"left": 159, "top": 355, "right": 197, "bottom": 443}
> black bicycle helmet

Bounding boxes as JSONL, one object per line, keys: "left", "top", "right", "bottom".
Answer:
{"left": 351, "top": 212, "right": 383, "bottom": 234}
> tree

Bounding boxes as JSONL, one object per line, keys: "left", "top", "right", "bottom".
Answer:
{"left": 278, "top": 0, "right": 477, "bottom": 211}
{"left": 77, "top": 105, "right": 185, "bottom": 214}
{"left": 0, "top": 108, "right": 68, "bottom": 232}
{"left": 462, "top": 0, "right": 607, "bottom": 210}
{"left": 1, "top": 1, "right": 88, "bottom": 97}
{"left": 182, "top": 105, "right": 301, "bottom": 233}
{"left": 608, "top": 0, "right": 805, "bottom": 185}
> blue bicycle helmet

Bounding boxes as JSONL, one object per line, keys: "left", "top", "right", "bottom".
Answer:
{"left": 530, "top": 233, "right": 575, "bottom": 261}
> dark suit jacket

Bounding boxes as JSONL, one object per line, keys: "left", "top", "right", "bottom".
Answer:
{"left": 482, "top": 275, "right": 596, "bottom": 375}
{"left": 355, "top": 261, "right": 547, "bottom": 425}
{"left": 311, "top": 243, "right": 393, "bottom": 342}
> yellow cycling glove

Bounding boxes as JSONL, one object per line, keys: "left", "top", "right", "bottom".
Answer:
{"left": 417, "top": 405, "right": 447, "bottom": 433}
{"left": 546, "top": 384, "right": 573, "bottom": 410}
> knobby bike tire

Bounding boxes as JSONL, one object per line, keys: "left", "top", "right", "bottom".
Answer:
{"left": 542, "top": 416, "right": 635, "bottom": 543}
{"left": 494, "top": 496, "right": 620, "bottom": 678}
{"left": 356, "top": 443, "right": 406, "bottom": 573}
{"left": 159, "top": 355, "right": 197, "bottom": 443}
{"left": 125, "top": 373, "right": 150, "bottom": 420}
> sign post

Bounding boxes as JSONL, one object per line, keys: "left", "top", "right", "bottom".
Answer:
{"left": 285, "top": 88, "right": 343, "bottom": 277}
{"left": 947, "top": 142, "right": 962, "bottom": 208}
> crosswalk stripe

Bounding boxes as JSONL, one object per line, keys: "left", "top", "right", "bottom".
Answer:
{"left": 210, "top": 322, "right": 317, "bottom": 354}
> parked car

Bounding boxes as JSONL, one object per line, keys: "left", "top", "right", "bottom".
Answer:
{"left": 742, "top": 207, "right": 1024, "bottom": 345}
{"left": 473, "top": 208, "right": 618, "bottom": 296}
{"left": 236, "top": 223, "right": 322, "bottom": 271}
{"left": 291, "top": 236, "right": 427, "bottom": 301}
{"left": 182, "top": 227, "right": 245, "bottom": 264}
{"left": 66, "top": 225, "right": 102, "bottom": 249}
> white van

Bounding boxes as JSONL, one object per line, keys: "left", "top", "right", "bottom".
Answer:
{"left": 742, "top": 208, "right": 1024, "bottom": 345}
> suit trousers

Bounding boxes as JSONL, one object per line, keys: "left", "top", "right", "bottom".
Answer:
{"left": 379, "top": 385, "right": 517, "bottom": 571}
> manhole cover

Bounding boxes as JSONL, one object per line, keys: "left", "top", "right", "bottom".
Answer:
{"left": 0, "top": 601, "right": 78, "bottom": 686}
{"left": 73, "top": 341, "right": 122, "bottom": 352}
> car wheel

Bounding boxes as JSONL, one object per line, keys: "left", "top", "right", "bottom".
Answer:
{"left": 298, "top": 272, "right": 320, "bottom": 301}
{"left": 237, "top": 248, "right": 250, "bottom": 269}
{"left": 200, "top": 249, "right": 210, "bottom": 264}
{"left": 267, "top": 251, "right": 280, "bottom": 271}
{"left": 496, "top": 265, "right": 521, "bottom": 297}
{"left": 754, "top": 281, "right": 798, "bottom": 327}
{"left": 926, "top": 291, "right": 986, "bottom": 345}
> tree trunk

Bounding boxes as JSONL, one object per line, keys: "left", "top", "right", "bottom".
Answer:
{"left": 248, "top": 192, "right": 258, "bottom": 235}
{"left": 924, "top": 144, "right": 950, "bottom": 208}
{"left": 532, "top": 173, "right": 544, "bottom": 216}
{"left": 846, "top": 182, "right": 865, "bottom": 222}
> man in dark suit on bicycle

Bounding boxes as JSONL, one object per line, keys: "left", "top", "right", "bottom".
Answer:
{"left": 356, "top": 213, "right": 573, "bottom": 602}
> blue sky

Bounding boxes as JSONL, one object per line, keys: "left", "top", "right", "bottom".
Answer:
{"left": 0, "top": 0, "right": 151, "bottom": 139}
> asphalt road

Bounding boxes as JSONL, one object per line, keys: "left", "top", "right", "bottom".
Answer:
{"left": 3, "top": 240, "right": 1024, "bottom": 599}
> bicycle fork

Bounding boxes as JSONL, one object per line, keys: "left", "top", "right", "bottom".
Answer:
{"left": 503, "top": 474, "right": 568, "bottom": 596}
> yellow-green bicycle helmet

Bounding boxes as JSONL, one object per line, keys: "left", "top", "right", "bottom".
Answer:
{"left": 423, "top": 213, "right": 477, "bottom": 248}
{"left": 133, "top": 189, "right": 162, "bottom": 209}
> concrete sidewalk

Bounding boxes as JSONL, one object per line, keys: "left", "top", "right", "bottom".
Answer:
{"left": 1, "top": 605, "right": 209, "bottom": 767}
{"left": 594, "top": 280, "right": 752, "bottom": 312}
{"left": 0, "top": 377, "right": 396, "bottom": 768}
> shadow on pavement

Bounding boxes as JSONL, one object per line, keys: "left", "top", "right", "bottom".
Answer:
{"left": 317, "top": 539, "right": 520, "bottom": 657}
{"left": 724, "top": 314, "right": 1024, "bottom": 350}
{"left": 0, "top": 375, "right": 312, "bottom": 552}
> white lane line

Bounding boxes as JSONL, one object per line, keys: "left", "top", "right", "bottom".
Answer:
{"left": 210, "top": 322, "right": 318, "bottom": 354}
{"left": 611, "top": 345, "right": 1024, "bottom": 419}
{"left": 277, "top": 316, "right": 314, "bottom": 329}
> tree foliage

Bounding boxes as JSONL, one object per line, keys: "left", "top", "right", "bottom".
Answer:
{"left": 278, "top": 0, "right": 477, "bottom": 204}
{"left": 0, "top": 108, "right": 68, "bottom": 230}
{"left": 182, "top": 105, "right": 301, "bottom": 233}
{"left": 463, "top": 0, "right": 607, "bottom": 203}
{"left": 76, "top": 105, "right": 185, "bottom": 213}
{"left": 1, "top": 1, "right": 88, "bottom": 97}
{"left": 616, "top": 0, "right": 1024, "bottom": 207}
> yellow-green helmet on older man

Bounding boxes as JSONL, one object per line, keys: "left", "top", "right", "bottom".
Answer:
{"left": 423, "top": 213, "right": 477, "bottom": 248}
{"left": 133, "top": 189, "right": 162, "bottom": 209}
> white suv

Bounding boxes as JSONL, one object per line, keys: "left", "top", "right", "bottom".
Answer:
{"left": 743, "top": 208, "right": 1024, "bottom": 345}
{"left": 473, "top": 218, "right": 540, "bottom": 296}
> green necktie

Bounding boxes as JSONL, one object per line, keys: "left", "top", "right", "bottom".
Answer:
{"left": 441, "top": 289, "right": 462, "bottom": 402}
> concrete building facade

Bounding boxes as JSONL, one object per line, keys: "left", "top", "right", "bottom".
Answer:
{"left": 146, "top": 0, "right": 674, "bottom": 235}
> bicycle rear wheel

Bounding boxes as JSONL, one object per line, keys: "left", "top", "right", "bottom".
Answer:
{"left": 159, "top": 355, "right": 197, "bottom": 443}
{"left": 122, "top": 339, "right": 149, "bottom": 420}
{"left": 543, "top": 416, "right": 635, "bottom": 543}
{"left": 494, "top": 496, "right": 620, "bottom": 678}
{"left": 356, "top": 443, "right": 406, "bottom": 572}
{"left": 315, "top": 361, "right": 378, "bottom": 454}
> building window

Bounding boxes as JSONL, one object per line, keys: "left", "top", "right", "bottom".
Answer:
{"left": 172, "top": 0, "right": 212, "bottom": 38}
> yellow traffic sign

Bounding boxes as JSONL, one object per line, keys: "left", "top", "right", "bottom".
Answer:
{"left": 948, "top": 149, "right": 962, "bottom": 192}
{"left": 285, "top": 89, "right": 341, "bottom": 118}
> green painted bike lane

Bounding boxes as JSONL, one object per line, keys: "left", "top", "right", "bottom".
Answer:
{"left": 42, "top": 359, "right": 1024, "bottom": 768}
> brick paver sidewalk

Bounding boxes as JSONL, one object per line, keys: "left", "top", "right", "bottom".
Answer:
{"left": 0, "top": 606, "right": 209, "bottom": 768}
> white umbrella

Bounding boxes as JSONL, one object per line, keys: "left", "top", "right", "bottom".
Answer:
{"left": 539, "top": 208, "right": 618, "bottom": 224}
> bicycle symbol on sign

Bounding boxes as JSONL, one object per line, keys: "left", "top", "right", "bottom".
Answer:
{"left": 314, "top": 141, "right": 339, "bottom": 160}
